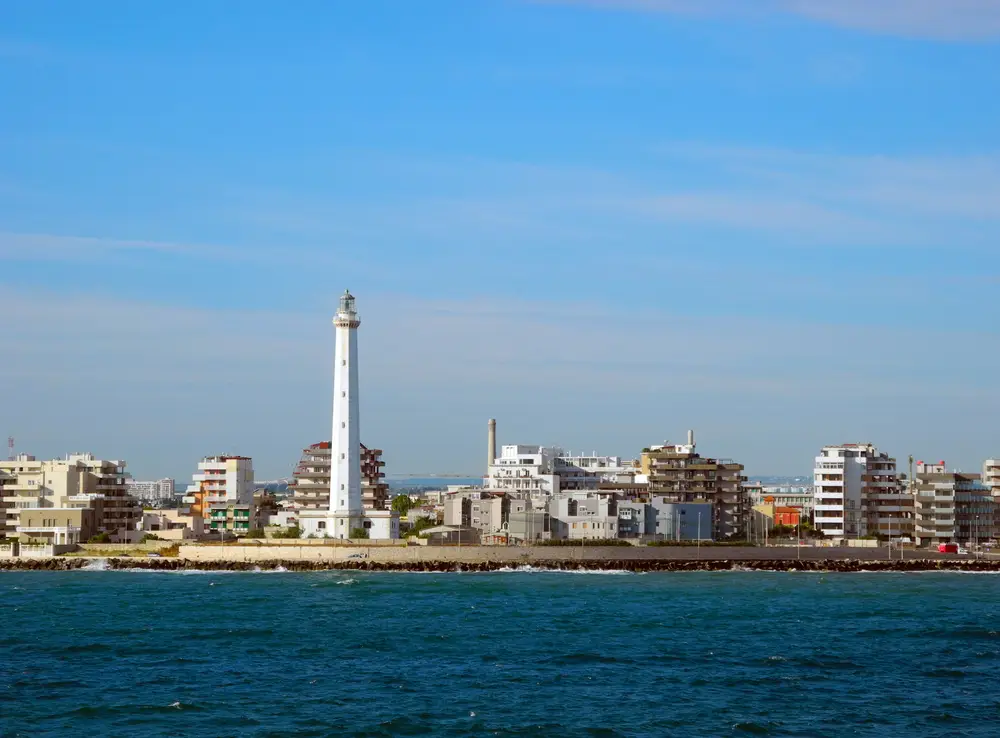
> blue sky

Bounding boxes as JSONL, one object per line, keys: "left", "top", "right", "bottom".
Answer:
{"left": 2, "top": 0, "right": 999, "bottom": 480}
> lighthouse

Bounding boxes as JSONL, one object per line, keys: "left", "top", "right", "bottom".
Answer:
{"left": 329, "top": 290, "right": 363, "bottom": 529}
{"left": 298, "top": 291, "right": 399, "bottom": 540}
{"left": 299, "top": 290, "right": 366, "bottom": 539}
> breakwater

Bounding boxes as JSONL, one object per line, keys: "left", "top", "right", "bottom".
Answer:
{"left": 3, "top": 556, "right": 1000, "bottom": 573}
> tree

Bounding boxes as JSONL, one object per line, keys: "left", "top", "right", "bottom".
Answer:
{"left": 391, "top": 495, "right": 415, "bottom": 515}
{"left": 272, "top": 526, "right": 302, "bottom": 539}
{"left": 88, "top": 532, "right": 112, "bottom": 544}
{"left": 139, "top": 533, "right": 162, "bottom": 543}
{"left": 350, "top": 527, "right": 369, "bottom": 539}
{"left": 407, "top": 517, "right": 436, "bottom": 537}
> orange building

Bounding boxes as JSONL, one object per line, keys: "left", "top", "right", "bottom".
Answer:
{"left": 775, "top": 506, "right": 801, "bottom": 526}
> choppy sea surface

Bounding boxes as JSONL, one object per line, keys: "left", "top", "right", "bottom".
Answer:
{"left": 2, "top": 569, "right": 1000, "bottom": 737}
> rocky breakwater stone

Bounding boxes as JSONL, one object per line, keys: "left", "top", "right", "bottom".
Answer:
{"left": 56, "top": 556, "right": 1000, "bottom": 573}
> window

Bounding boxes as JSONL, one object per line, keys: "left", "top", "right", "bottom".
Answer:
{"left": 341, "top": 484, "right": 345, "bottom": 490}
{"left": 342, "top": 360, "right": 346, "bottom": 366}
{"left": 341, "top": 454, "right": 346, "bottom": 460}
{"left": 342, "top": 422, "right": 346, "bottom": 428}
{"left": 342, "top": 391, "right": 346, "bottom": 397}
{"left": 318, "top": 521, "right": 326, "bottom": 530}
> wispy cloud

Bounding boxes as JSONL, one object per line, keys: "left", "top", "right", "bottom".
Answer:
{"left": 0, "top": 232, "right": 235, "bottom": 262}
{"left": 534, "top": 0, "right": 1000, "bottom": 40}
{"left": 235, "top": 145, "right": 1000, "bottom": 254}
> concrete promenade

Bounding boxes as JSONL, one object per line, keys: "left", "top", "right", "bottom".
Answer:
{"left": 165, "top": 543, "right": 985, "bottom": 568}
{"left": 3, "top": 544, "right": 995, "bottom": 572}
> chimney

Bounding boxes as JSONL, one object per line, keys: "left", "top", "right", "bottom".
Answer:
{"left": 687, "top": 429, "right": 695, "bottom": 447}
{"left": 488, "top": 419, "right": 497, "bottom": 473}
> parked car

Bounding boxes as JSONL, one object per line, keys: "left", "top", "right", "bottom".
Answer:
{"left": 957, "top": 546, "right": 969, "bottom": 555}
{"left": 346, "top": 552, "right": 367, "bottom": 560}
{"left": 146, "top": 552, "right": 162, "bottom": 558}
{"left": 938, "top": 543, "right": 958, "bottom": 554}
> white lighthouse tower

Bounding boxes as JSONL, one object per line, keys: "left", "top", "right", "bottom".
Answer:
{"left": 329, "top": 289, "right": 363, "bottom": 532}
{"left": 300, "top": 290, "right": 364, "bottom": 539}
{"left": 299, "top": 290, "right": 399, "bottom": 540}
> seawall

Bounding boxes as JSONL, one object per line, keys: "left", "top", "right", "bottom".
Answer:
{"left": 0, "top": 545, "right": 997, "bottom": 573}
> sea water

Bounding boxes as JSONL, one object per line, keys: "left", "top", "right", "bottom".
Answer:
{"left": 2, "top": 570, "right": 999, "bottom": 737}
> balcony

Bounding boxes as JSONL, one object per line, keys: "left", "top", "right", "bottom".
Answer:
{"left": 294, "top": 470, "right": 329, "bottom": 479}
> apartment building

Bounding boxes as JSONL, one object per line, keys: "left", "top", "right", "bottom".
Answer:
{"left": 290, "top": 441, "right": 388, "bottom": 511}
{"left": 639, "top": 433, "right": 747, "bottom": 540}
{"left": 618, "top": 498, "right": 713, "bottom": 541}
{"left": 508, "top": 509, "right": 551, "bottom": 543}
{"left": 812, "top": 443, "right": 912, "bottom": 539}
{"left": 984, "top": 459, "right": 1000, "bottom": 496}
{"left": 548, "top": 492, "right": 619, "bottom": 540}
{"left": 0, "top": 453, "right": 140, "bottom": 543}
{"left": 486, "top": 445, "right": 560, "bottom": 502}
{"left": 182, "top": 455, "right": 254, "bottom": 510}
{"left": 127, "top": 478, "right": 176, "bottom": 504}
{"left": 553, "top": 453, "right": 638, "bottom": 490}
{"left": 485, "top": 437, "right": 637, "bottom": 505}
{"left": 443, "top": 490, "right": 528, "bottom": 539}
{"left": 913, "top": 461, "right": 992, "bottom": 546}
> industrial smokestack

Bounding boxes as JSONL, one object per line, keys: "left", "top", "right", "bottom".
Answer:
{"left": 687, "top": 429, "right": 695, "bottom": 447}
{"left": 488, "top": 418, "right": 497, "bottom": 472}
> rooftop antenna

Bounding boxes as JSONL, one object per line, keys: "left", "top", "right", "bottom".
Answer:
{"left": 7, "top": 436, "right": 13, "bottom": 461}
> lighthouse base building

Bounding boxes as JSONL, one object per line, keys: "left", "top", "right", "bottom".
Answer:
{"left": 299, "top": 290, "right": 399, "bottom": 540}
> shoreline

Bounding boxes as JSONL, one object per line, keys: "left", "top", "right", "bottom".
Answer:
{"left": 3, "top": 557, "right": 1000, "bottom": 573}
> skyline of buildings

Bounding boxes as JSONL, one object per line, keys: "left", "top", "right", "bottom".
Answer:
{"left": 1, "top": 292, "right": 997, "bottom": 549}
{"left": 0, "top": 453, "right": 140, "bottom": 545}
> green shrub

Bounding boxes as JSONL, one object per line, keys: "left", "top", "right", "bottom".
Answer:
{"left": 88, "top": 532, "right": 112, "bottom": 544}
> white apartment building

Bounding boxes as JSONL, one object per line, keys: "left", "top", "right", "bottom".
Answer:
{"left": 984, "top": 459, "right": 1000, "bottom": 495}
{"left": 182, "top": 455, "right": 254, "bottom": 508}
{"left": 127, "top": 478, "right": 176, "bottom": 504}
{"left": 487, "top": 445, "right": 559, "bottom": 502}
{"left": 548, "top": 492, "right": 619, "bottom": 540}
{"left": 486, "top": 443, "right": 637, "bottom": 507}
{"left": 554, "top": 453, "right": 637, "bottom": 489}
{"left": 0, "top": 453, "right": 139, "bottom": 543}
{"left": 813, "top": 443, "right": 905, "bottom": 538}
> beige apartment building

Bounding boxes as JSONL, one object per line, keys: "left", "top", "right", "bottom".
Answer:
{"left": 639, "top": 432, "right": 747, "bottom": 540}
{"left": 290, "top": 441, "right": 388, "bottom": 511}
{"left": 0, "top": 453, "right": 140, "bottom": 543}
{"left": 913, "top": 461, "right": 993, "bottom": 546}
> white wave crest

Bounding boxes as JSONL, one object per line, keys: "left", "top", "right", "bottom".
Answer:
{"left": 79, "top": 559, "right": 110, "bottom": 571}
